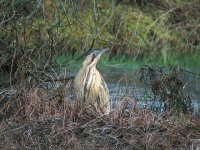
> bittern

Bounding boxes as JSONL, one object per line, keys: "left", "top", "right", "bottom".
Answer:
{"left": 74, "top": 49, "right": 110, "bottom": 114}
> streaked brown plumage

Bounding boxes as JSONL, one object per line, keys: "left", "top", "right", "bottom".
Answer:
{"left": 74, "top": 50, "right": 110, "bottom": 114}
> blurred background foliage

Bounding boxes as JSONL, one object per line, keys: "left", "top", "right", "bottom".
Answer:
{"left": 0, "top": 0, "right": 200, "bottom": 86}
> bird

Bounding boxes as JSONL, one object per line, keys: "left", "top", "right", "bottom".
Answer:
{"left": 74, "top": 49, "right": 110, "bottom": 114}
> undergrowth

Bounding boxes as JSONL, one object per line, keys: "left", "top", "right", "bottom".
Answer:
{"left": 0, "top": 83, "right": 200, "bottom": 149}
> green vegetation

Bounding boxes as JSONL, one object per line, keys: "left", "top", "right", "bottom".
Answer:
{"left": 52, "top": 0, "right": 200, "bottom": 68}
{"left": 1, "top": 0, "right": 200, "bottom": 75}
{"left": 57, "top": 48, "right": 200, "bottom": 69}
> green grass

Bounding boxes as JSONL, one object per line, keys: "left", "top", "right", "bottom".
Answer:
{"left": 54, "top": 44, "right": 200, "bottom": 75}
{"left": 55, "top": 48, "right": 200, "bottom": 70}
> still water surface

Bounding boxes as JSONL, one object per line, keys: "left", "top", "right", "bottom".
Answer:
{"left": 69, "top": 65, "right": 200, "bottom": 113}
{"left": 99, "top": 67, "right": 200, "bottom": 112}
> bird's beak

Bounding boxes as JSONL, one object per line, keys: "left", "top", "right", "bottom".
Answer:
{"left": 100, "top": 48, "right": 109, "bottom": 55}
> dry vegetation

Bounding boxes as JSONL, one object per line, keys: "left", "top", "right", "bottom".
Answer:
{"left": 0, "top": 77, "right": 200, "bottom": 149}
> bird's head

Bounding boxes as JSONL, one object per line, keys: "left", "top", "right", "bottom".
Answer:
{"left": 83, "top": 49, "right": 108, "bottom": 67}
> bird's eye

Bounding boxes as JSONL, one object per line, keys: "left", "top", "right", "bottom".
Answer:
{"left": 91, "top": 53, "right": 96, "bottom": 62}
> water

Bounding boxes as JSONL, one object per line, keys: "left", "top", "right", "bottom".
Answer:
{"left": 104, "top": 66, "right": 200, "bottom": 112}
{"left": 68, "top": 65, "right": 200, "bottom": 113}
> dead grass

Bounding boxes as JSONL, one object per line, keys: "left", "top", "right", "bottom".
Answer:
{"left": 0, "top": 83, "right": 199, "bottom": 150}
